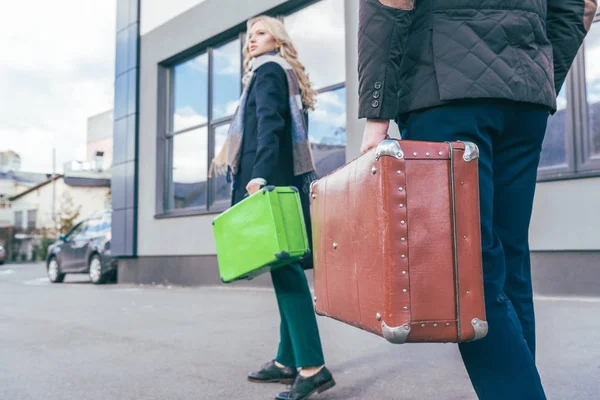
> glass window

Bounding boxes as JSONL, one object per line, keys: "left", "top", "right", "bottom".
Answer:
{"left": 162, "top": 0, "right": 351, "bottom": 214}
{"left": 171, "top": 53, "right": 209, "bottom": 133}
{"left": 167, "top": 127, "right": 209, "bottom": 209}
{"left": 67, "top": 222, "right": 86, "bottom": 240}
{"left": 585, "top": 24, "right": 600, "bottom": 159}
{"left": 284, "top": 0, "right": 346, "bottom": 90}
{"left": 309, "top": 87, "right": 347, "bottom": 178}
{"left": 214, "top": 124, "right": 232, "bottom": 203}
{"left": 83, "top": 219, "right": 100, "bottom": 236}
{"left": 212, "top": 39, "right": 242, "bottom": 120}
{"left": 14, "top": 211, "right": 22, "bottom": 228}
{"left": 539, "top": 85, "right": 568, "bottom": 169}
{"left": 166, "top": 39, "right": 242, "bottom": 213}
{"left": 83, "top": 217, "right": 110, "bottom": 237}
{"left": 27, "top": 210, "right": 37, "bottom": 230}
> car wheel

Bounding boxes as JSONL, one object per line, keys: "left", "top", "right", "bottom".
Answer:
{"left": 47, "top": 257, "right": 65, "bottom": 283}
{"left": 89, "top": 254, "right": 106, "bottom": 284}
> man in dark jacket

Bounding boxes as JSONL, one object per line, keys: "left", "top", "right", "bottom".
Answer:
{"left": 358, "top": 0, "right": 597, "bottom": 399}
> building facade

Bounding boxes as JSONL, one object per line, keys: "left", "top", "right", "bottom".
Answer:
{"left": 87, "top": 110, "right": 115, "bottom": 171}
{"left": 112, "top": 0, "right": 600, "bottom": 295}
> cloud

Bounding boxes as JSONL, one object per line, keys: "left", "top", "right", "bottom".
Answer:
{"left": 213, "top": 39, "right": 242, "bottom": 76}
{"left": 226, "top": 100, "right": 240, "bottom": 115}
{"left": 284, "top": 0, "right": 346, "bottom": 90}
{"left": 172, "top": 127, "right": 209, "bottom": 182}
{"left": 0, "top": 0, "right": 116, "bottom": 173}
{"left": 312, "top": 90, "right": 346, "bottom": 128}
{"left": 212, "top": 100, "right": 240, "bottom": 120}
{"left": 316, "top": 90, "right": 345, "bottom": 109}
{"left": 187, "top": 53, "right": 209, "bottom": 73}
{"left": 173, "top": 106, "right": 208, "bottom": 131}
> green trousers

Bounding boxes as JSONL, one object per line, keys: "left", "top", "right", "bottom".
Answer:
{"left": 271, "top": 263, "right": 325, "bottom": 368}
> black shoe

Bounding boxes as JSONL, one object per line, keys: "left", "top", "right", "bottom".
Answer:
{"left": 275, "top": 367, "right": 335, "bottom": 400}
{"left": 248, "top": 360, "right": 297, "bottom": 384}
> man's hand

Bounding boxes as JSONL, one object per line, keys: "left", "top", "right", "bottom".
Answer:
{"left": 246, "top": 182, "right": 263, "bottom": 196}
{"left": 360, "top": 119, "right": 391, "bottom": 155}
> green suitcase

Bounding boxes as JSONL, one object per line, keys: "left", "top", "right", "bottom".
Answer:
{"left": 213, "top": 186, "right": 311, "bottom": 283}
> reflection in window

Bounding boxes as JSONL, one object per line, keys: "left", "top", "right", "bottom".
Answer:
{"left": 85, "top": 217, "right": 111, "bottom": 236}
{"left": 585, "top": 24, "right": 600, "bottom": 157}
{"left": 284, "top": 0, "right": 345, "bottom": 89}
{"left": 539, "top": 86, "right": 568, "bottom": 168}
{"left": 214, "top": 124, "right": 232, "bottom": 203}
{"left": 212, "top": 40, "right": 241, "bottom": 120}
{"left": 68, "top": 222, "right": 86, "bottom": 239}
{"left": 309, "top": 87, "right": 346, "bottom": 178}
{"left": 168, "top": 127, "right": 208, "bottom": 209}
{"left": 172, "top": 53, "right": 208, "bottom": 132}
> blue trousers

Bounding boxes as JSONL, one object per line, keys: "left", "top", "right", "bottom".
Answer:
{"left": 404, "top": 100, "right": 548, "bottom": 399}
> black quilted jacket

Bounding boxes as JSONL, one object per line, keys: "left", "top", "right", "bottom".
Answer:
{"left": 358, "top": 0, "right": 598, "bottom": 120}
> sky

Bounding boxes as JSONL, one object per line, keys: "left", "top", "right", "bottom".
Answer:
{"left": 0, "top": 0, "right": 117, "bottom": 173}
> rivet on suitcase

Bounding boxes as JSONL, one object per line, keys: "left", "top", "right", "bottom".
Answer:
{"left": 213, "top": 186, "right": 310, "bottom": 283}
{"left": 310, "top": 139, "right": 488, "bottom": 344}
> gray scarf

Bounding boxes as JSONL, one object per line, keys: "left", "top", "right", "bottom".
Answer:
{"left": 209, "top": 54, "right": 317, "bottom": 190}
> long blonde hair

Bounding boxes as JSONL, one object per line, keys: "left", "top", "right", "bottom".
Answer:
{"left": 243, "top": 15, "right": 317, "bottom": 111}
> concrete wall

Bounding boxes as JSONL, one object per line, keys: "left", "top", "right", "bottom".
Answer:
{"left": 141, "top": 0, "right": 208, "bottom": 35}
{"left": 530, "top": 177, "right": 600, "bottom": 251}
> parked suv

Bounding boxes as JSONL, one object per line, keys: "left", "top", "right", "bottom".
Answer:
{"left": 0, "top": 245, "right": 5, "bottom": 265}
{"left": 46, "top": 210, "right": 117, "bottom": 284}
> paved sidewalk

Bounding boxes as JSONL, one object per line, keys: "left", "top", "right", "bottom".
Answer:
{"left": 1, "top": 263, "right": 599, "bottom": 399}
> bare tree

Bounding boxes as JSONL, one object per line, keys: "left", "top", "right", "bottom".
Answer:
{"left": 57, "top": 191, "right": 81, "bottom": 235}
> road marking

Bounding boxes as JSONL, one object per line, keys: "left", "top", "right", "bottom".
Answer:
{"left": 23, "top": 277, "right": 49, "bottom": 285}
{"left": 0, "top": 269, "right": 15, "bottom": 275}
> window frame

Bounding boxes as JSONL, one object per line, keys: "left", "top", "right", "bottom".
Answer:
{"left": 155, "top": 0, "right": 346, "bottom": 219}
{"left": 538, "top": 14, "right": 600, "bottom": 181}
{"left": 578, "top": 14, "right": 600, "bottom": 174}
{"left": 157, "top": 34, "right": 245, "bottom": 218}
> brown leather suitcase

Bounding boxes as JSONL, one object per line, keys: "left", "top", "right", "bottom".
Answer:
{"left": 309, "top": 139, "right": 488, "bottom": 344}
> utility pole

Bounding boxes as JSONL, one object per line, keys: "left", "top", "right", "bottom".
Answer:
{"left": 52, "top": 148, "right": 56, "bottom": 230}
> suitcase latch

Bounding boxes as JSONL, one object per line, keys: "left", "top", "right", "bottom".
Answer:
{"left": 375, "top": 139, "right": 404, "bottom": 161}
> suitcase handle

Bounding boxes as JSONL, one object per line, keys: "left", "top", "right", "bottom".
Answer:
{"left": 243, "top": 185, "right": 276, "bottom": 198}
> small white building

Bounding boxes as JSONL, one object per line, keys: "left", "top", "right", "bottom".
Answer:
{"left": 10, "top": 175, "right": 111, "bottom": 232}
{"left": 8, "top": 173, "right": 111, "bottom": 260}
{"left": 0, "top": 169, "right": 51, "bottom": 227}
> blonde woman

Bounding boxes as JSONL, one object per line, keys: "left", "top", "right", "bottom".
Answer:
{"left": 210, "top": 15, "right": 335, "bottom": 400}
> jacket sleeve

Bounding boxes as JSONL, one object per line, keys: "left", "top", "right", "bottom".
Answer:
{"left": 358, "top": 0, "right": 415, "bottom": 120}
{"left": 547, "top": 0, "right": 598, "bottom": 94}
{"left": 251, "top": 62, "right": 288, "bottom": 182}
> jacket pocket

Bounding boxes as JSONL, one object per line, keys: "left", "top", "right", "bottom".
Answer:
{"left": 431, "top": 9, "right": 529, "bottom": 102}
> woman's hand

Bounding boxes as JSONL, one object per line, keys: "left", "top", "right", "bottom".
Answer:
{"left": 246, "top": 182, "right": 263, "bottom": 196}
{"left": 360, "top": 119, "right": 391, "bottom": 155}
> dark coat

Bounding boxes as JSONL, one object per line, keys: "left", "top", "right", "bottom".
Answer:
{"left": 358, "top": 0, "right": 598, "bottom": 120}
{"left": 232, "top": 62, "right": 297, "bottom": 204}
{"left": 231, "top": 61, "right": 314, "bottom": 269}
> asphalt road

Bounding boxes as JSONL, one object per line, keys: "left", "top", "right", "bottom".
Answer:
{"left": 1, "top": 262, "right": 599, "bottom": 400}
